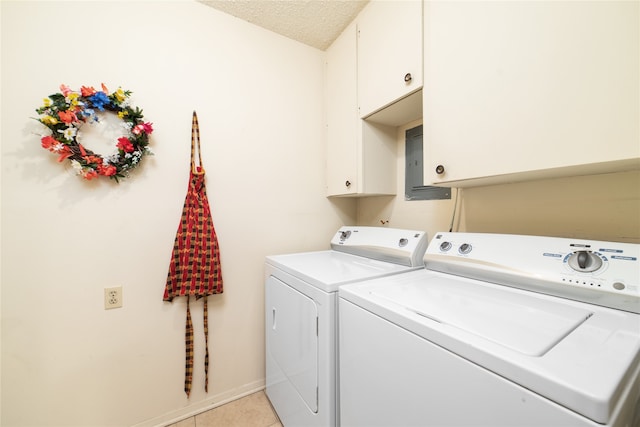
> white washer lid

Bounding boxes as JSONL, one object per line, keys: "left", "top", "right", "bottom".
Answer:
{"left": 339, "top": 269, "right": 640, "bottom": 424}
{"left": 371, "top": 275, "right": 592, "bottom": 356}
{"left": 266, "top": 250, "right": 413, "bottom": 293}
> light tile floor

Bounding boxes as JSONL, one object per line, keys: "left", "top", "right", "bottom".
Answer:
{"left": 168, "top": 391, "right": 282, "bottom": 427}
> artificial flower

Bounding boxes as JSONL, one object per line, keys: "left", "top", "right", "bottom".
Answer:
{"left": 98, "top": 163, "right": 117, "bottom": 176}
{"left": 57, "top": 127, "right": 76, "bottom": 142}
{"left": 83, "top": 155, "right": 103, "bottom": 166}
{"left": 82, "top": 169, "right": 98, "bottom": 180}
{"left": 59, "top": 84, "right": 72, "bottom": 96}
{"left": 66, "top": 92, "right": 80, "bottom": 105}
{"left": 35, "top": 83, "right": 153, "bottom": 181}
{"left": 132, "top": 122, "right": 154, "bottom": 135}
{"left": 41, "top": 115, "right": 58, "bottom": 125}
{"left": 41, "top": 135, "right": 58, "bottom": 150}
{"left": 71, "top": 160, "right": 83, "bottom": 172}
{"left": 57, "top": 146, "right": 72, "bottom": 162}
{"left": 114, "top": 88, "right": 126, "bottom": 103}
{"left": 81, "top": 108, "right": 97, "bottom": 123}
{"left": 88, "top": 92, "right": 110, "bottom": 111}
{"left": 58, "top": 110, "right": 77, "bottom": 124}
{"left": 81, "top": 86, "right": 96, "bottom": 97}
{"left": 117, "top": 137, "right": 134, "bottom": 153}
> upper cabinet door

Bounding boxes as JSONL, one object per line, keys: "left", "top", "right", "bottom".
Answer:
{"left": 424, "top": 1, "right": 640, "bottom": 187}
{"left": 357, "top": 0, "right": 423, "bottom": 119}
{"left": 326, "top": 22, "right": 398, "bottom": 197}
{"left": 326, "top": 23, "right": 359, "bottom": 196}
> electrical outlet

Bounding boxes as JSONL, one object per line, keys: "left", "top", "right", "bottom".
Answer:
{"left": 104, "top": 286, "right": 123, "bottom": 310}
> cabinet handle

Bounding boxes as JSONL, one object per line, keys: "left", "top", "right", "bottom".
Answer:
{"left": 404, "top": 73, "right": 412, "bottom": 83}
{"left": 435, "top": 165, "right": 445, "bottom": 175}
{"left": 345, "top": 180, "right": 352, "bottom": 188}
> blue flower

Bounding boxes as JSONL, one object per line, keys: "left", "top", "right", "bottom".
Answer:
{"left": 80, "top": 108, "right": 98, "bottom": 123}
{"left": 88, "top": 92, "right": 110, "bottom": 111}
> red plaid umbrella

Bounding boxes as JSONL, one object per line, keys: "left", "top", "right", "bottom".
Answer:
{"left": 164, "top": 111, "right": 223, "bottom": 397}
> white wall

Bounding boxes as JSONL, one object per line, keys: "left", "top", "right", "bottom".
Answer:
{"left": 0, "top": 1, "right": 355, "bottom": 426}
{"left": 358, "top": 120, "right": 640, "bottom": 243}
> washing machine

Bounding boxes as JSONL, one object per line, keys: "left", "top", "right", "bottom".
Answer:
{"left": 265, "top": 226, "right": 428, "bottom": 427}
{"left": 339, "top": 232, "right": 640, "bottom": 426}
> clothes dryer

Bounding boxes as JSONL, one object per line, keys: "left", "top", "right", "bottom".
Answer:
{"left": 339, "top": 232, "right": 640, "bottom": 426}
{"left": 265, "top": 226, "right": 428, "bottom": 427}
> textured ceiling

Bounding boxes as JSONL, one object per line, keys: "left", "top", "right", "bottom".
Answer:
{"left": 199, "top": 0, "right": 369, "bottom": 50}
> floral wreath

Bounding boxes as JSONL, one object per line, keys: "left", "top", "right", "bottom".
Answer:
{"left": 35, "top": 83, "right": 154, "bottom": 181}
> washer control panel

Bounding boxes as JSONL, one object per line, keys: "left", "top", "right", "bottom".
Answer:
{"left": 425, "top": 232, "right": 639, "bottom": 313}
{"left": 331, "top": 226, "right": 428, "bottom": 267}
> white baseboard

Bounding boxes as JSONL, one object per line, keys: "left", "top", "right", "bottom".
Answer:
{"left": 132, "top": 379, "right": 266, "bottom": 427}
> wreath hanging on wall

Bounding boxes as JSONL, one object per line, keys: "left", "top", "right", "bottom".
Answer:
{"left": 35, "top": 83, "right": 154, "bottom": 181}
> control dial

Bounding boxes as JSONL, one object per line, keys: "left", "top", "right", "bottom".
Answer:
{"left": 567, "top": 250, "right": 603, "bottom": 273}
{"left": 458, "top": 243, "right": 472, "bottom": 255}
{"left": 439, "top": 241, "right": 452, "bottom": 252}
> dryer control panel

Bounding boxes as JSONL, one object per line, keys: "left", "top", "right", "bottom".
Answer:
{"left": 331, "top": 226, "right": 428, "bottom": 267}
{"left": 424, "top": 232, "right": 640, "bottom": 314}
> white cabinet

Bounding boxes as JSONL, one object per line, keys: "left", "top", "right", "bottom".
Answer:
{"left": 424, "top": 1, "right": 640, "bottom": 187}
{"left": 326, "top": 23, "right": 396, "bottom": 197}
{"left": 358, "top": 0, "right": 423, "bottom": 119}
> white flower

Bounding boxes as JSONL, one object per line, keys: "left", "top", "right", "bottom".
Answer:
{"left": 58, "top": 126, "right": 77, "bottom": 141}
{"left": 70, "top": 160, "right": 83, "bottom": 173}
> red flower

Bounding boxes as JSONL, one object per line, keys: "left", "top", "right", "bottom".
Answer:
{"left": 57, "top": 146, "right": 72, "bottom": 162}
{"left": 83, "top": 155, "right": 102, "bottom": 165}
{"left": 83, "top": 169, "right": 98, "bottom": 180}
{"left": 58, "top": 110, "right": 77, "bottom": 124}
{"left": 98, "top": 164, "right": 117, "bottom": 176}
{"left": 117, "top": 137, "right": 134, "bottom": 153}
{"left": 41, "top": 135, "right": 57, "bottom": 151}
{"left": 81, "top": 86, "right": 96, "bottom": 97}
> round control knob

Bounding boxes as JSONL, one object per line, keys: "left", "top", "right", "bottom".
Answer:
{"left": 439, "top": 241, "right": 452, "bottom": 252}
{"left": 458, "top": 243, "right": 472, "bottom": 254}
{"left": 567, "top": 251, "right": 603, "bottom": 273}
{"left": 340, "top": 230, "right": 351, "bottom": 240}
{"left": 435, "top": 165, "right": 445, "bottom": 175}
{"left": 399, "top": 238, "right": 408, "bottom": 247}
